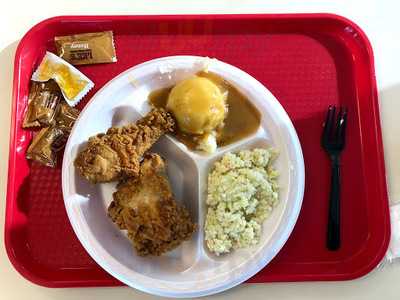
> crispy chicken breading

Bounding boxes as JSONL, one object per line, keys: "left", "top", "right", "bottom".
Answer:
{"left": 108, "top": 153, "right": 196, "bottom": 256}
{"left": 74, "top": 108, "right": 175, "bottom": 183}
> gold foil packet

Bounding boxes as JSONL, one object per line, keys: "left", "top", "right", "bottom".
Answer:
{"left": 51, "top": 102, "right": 80, "bottom": 152}
{"left": 22, "top": 80, "right": 62, "bottom": 128}
{"left": 55, "top": 31, "right": 117, "bottom": 65}
{"left": 26, "top": 126, "right": 64, "bottom": 167}
{"left": 55, "top": 101, "right": 80, "bottom": 131}
{"left": 31, "top": 51, "right": 94, "bottom": 106}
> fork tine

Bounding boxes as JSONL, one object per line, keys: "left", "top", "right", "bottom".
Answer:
{"left": 337, "top": 108, "right": 348, "bottom": 145}
{"left": 322, "top": 105, "right": 335, "bottom": 144}
{"left": 335, "top": 107, "right": 343, "bottom": 142}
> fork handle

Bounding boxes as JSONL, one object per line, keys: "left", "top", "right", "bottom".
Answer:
{"left": 327, "top": 155, "right": 340, "bottom": 250}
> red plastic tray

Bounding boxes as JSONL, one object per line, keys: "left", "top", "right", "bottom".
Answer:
{"left": 5, "top": 14, "right": 390, "bottom": 287}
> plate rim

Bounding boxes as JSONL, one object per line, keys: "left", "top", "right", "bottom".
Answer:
{"left": 62, "top": 55, "right": 305, "bottom": 298}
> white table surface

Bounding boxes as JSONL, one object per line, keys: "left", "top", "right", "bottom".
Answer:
{"left": 1, "top": 1, "right": 400, "bottom": 299}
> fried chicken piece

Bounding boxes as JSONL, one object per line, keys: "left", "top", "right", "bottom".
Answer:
{"left": 108, "top": 153, "right": 196, "bottom": 256}
{"left": 74, "top": 108, "right": 175, "bottom": 183}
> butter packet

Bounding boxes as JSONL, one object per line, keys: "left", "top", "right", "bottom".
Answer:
{"left": 55, "top": 31, "right": 117, "bottom": 65}
{"left": 31, "top": 51, "right": 94, "bottom": 107}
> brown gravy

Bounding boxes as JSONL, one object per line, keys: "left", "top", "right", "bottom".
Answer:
{"left": 148, "top": 71, "right": 261, "bottom": 149}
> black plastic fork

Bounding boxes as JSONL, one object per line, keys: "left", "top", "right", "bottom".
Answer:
{"left": 321, "top": 105, "right": 348, "bottom": 251}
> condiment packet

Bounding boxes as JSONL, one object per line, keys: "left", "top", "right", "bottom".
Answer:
{"left": 55, "top": 101, "right": 80, "bottom": 132}
{"left": 26, "top": 126, "right": 64, "bottom": 167}
{"left": 25, "top": 101, "right": 80, "bottom": 166}
{"left": 52, "top": 102, "right": 80, "bottom": 152}
{"left": 55, "top": 31, "right": 117, "bottom": 65}
{"left": 22, "top": 80, "right": 61, "bottom": 128}
{"left": 31, "top": 51, "right": 94, "bottom": 107}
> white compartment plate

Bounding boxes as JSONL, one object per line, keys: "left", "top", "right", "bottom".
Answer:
{"left": 62, "top": 56, "right": 305, "bottom": 298}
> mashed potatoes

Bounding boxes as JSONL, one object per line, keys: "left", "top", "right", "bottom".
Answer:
{"left": 205, "top": 148, "right": 279, "bottom": 255}
{"left": 166, "top": 76, "right": 226, "bottom": 135}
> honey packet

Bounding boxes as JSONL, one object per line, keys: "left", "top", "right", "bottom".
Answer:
{"left": 55, "top": 31, "right": 117, "bottom": 65}
{"left": 31, "top": 51, "right": 94, "bottom": 107}
{"left": 22, "top": 80, "right": 62, "bottom": 128}
{"left": 26, "top": 126, "right": 64, "bottom": 167}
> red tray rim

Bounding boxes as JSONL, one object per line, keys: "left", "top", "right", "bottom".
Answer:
{"left": 5, "top": 13, "right": 391, "bottom": 288}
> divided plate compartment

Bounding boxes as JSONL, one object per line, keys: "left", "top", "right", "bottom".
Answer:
{"left": 61, "top": 56, "right": 304, "bottom": 297}
{"left": 5, "top": 14, "right": 390, "bottom": 289}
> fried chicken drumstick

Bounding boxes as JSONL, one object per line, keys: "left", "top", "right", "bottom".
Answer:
{"left": 74, "top": 108, "right": 175, "bottom": 183}
{"left": 108, "top": 153, "right": 196, "bottom": 256}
